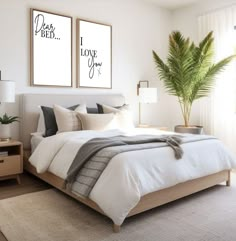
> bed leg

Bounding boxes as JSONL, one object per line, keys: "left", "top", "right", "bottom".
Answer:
{"left": 113, "top": 224, "right": 121, "bottom": 233}
{"left": 226, "top": 171, "right": 231, "bottom": 187}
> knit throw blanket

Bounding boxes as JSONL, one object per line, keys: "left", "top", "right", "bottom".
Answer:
{"left": 65, "top": 135, "right": 183, "bottom": 197}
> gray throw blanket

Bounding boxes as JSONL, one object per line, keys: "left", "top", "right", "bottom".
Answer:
{"left": 65, "top": 135, "right": 183, "bottom": 196}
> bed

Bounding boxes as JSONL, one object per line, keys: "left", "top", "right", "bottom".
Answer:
{"left": 20, "top": 93, "right": 235, "bottom": 233}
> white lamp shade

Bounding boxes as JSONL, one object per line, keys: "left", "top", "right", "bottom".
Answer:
{"left": 0, "top": 80, "right": 15, "bottom": 103}
{"left": 139, "top": 88, "right": 157, "bottom": 103}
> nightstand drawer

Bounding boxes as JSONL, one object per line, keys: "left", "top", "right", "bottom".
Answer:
{"left": 0, "top": 155, "right": 21, "bottom": 176}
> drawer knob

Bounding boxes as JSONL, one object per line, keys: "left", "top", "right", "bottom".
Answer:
{"left": 0, "top": 160, "right": 4, "bottom": 163}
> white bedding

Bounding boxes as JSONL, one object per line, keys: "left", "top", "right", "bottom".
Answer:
{"left": 30, "top": 133, "right": 44, "bottom": 153}
{"left": 29, "top": 128, "right": 236, "bottom": 225}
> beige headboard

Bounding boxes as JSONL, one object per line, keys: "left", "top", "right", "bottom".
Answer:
{"left": 20, "top": 93, "right": 125, "bottom": 149}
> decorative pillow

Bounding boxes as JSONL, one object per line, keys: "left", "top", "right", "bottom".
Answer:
{"left": 41, "top": 106, "right": 58, "bottom": 137}
{"left": 77, "top": 113, "right": 118, "bottom": 131}
{"left": 100, "top": 103, "right": 128, "bottom": 113}
{"left": 96, "top": 104, "right": 135, "bottom": 129}
{"left": 69, "top": 105, "right": 98, "bottom": 114}
{"left": 87, "top": 107, "right": 98, "bottom": 114}
{"left": 97, "top": 103, "right": 123, "bottom": 114}
{"left": 97, "top": 103, "right": 105, "bottom": 114}
{"left": 38, "top": 104, "right": 94, "bottom": 137}
{"left": 54, "top": 104, "right": 87, "bottom": 133}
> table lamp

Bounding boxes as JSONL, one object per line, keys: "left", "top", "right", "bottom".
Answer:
{"left": 137, "top": 80, "right": 157, "bottom": 126}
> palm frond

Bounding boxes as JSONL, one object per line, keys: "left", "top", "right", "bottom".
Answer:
{"left": 191, "top": 55, "right": 235, "bottom": 101}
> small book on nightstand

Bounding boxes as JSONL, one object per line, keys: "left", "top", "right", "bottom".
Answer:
{"left": 0, "top": 151, "right": 8, "bottom": 156}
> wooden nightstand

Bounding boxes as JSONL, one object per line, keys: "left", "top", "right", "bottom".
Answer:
{"left": 137, "top": 125, "right": 168, "bottom": 131}
{"left": 0, "top": 140, "right": 23, "bottom": 184}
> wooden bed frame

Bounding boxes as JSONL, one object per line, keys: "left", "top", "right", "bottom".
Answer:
{"left": 23, "top": 150, "right": 231, "bottom": 233}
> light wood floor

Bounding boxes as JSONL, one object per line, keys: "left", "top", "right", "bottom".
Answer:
{"left": 0, "top": 172, "right": 50, "bottom": 241}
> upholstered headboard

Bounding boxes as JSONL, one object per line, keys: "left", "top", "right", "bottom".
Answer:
{"left": 20, "top": 93, "right": 125, "bottom": 149}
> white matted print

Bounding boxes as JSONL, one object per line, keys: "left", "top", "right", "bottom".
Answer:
{"left": 31, "top": 9, "right": 72, "bottom": 87}
{"left": 77, "top": 19, "right": 112, "bottom": 89}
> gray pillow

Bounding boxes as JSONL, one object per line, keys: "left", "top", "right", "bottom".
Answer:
{"left": 41, "top": 106, "right": 58, "bottom": 137}
{"left": 87, "top": 107, "right": 98, "bottom": 114}
{"left": 69, "top": 105, "right": 98, "bottom": 114}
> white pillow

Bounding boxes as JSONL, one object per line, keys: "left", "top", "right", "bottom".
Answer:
{"left": 100, "top": 104, "right": 135, "bottom": 129}
{"left": 54, "top": 104, "right": 87, "bottom": 133}
{"left": 77, "top": 113, "right": 118, "bottom": 131}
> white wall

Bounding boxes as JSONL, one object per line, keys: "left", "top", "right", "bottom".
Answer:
{"left": 0, "top": 0, "right": 172, "bottom": 139}
{"left": 172, "top": 0, "right": 236, "bottom": 41}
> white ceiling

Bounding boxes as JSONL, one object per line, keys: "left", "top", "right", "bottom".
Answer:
{"left": 146, "top": 0, "right": 201, "bottom": 10}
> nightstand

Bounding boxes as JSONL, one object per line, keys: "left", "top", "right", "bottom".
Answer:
{"left": 0, "top": 140, "right": 23, "bottom": 184}
{"left": 137, "top": 124, "right": 168, "bottom": 131}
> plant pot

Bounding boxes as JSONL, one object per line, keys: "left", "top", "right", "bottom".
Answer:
{"left": 174, "top": 125, "right": 203, "bottom": 135}
{"left": 0, "top": 124, "right": 11, "bottom": 140}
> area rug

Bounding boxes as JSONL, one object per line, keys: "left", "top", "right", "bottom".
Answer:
{"left": 1, "top": 183, "right": 236, "bottom": 241}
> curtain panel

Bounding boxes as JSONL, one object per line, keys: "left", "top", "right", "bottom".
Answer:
{"left": 198, "top": 6, "right": 236, "bottom": 153}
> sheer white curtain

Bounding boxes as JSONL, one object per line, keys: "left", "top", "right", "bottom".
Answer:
{"left": 198, "top": 6, "right": 236, "bottom": 153}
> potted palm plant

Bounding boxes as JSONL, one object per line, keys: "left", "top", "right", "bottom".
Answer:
{"left": 0, "top": 113, "right": 19, "bottom": 140}
{"left": 153, "top": 31, "right": 235, "bottom": 134}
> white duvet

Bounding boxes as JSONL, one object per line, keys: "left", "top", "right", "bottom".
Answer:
{"left": 29, "top": 128, "right": 236, "bottom": 225}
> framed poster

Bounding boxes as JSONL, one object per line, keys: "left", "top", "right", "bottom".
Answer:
{"left": 76, "top": 19, "right": 112, "bottom": 89}
{"left": 30, "top": 9, "right": 72, "bottom": 87}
